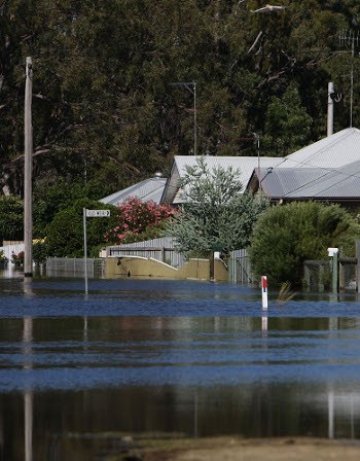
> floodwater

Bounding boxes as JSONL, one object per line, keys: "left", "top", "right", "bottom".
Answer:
{"left": 1, "top": 275, "right": 360, "bottom": 460}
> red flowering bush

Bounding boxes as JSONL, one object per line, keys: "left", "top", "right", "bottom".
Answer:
{"left": 106, "top": 197, "right": 176, "bottom": 244}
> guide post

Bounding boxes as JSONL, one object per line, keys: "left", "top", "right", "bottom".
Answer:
{"left": 261, "top": 275, "right": 268, "bottom": 310}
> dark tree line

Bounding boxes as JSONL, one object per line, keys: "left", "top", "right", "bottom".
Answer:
{"left": 1, "top": 0, "right": 360, "bottom": 202}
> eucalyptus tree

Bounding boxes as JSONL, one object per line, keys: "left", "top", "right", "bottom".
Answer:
{"left": 262, "top": 82, "right": 312, "bottom": 156}
{"left": 168, "top": 157, "right": 268, "bottom": 260}
{"left": 1, "top": 0, "right": 360, "bottom": 200}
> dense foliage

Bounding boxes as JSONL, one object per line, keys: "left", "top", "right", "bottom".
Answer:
{"left": 41, "top": 197, "right": 175, "bottom": 257}
{"left": 249, "top": 201, "right": 360, "bottom": 286}
{"left": 1, "top": 0, "right": 360, "bottom": 205}
{"left": 168, "top": 157, "right": 268, "bottom": 256}
{"left": 0, "top": 196, "right": 23, "bottom": 241}
{"left": 45, "top": 199, "right": 118, "bottom": 257}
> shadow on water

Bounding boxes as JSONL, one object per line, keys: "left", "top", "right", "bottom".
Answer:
{"left": 1, "top": 277, "right": 360, "bottom": 459}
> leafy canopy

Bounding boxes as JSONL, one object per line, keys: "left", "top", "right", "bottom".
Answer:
{"left": 1, "top": 0, "right": 360, "bottom": 198}
{"left": 263, "top": 82, "right": 313, "bottom": 156}
{"left": 250, "top": 201, "right": 360, "bottom": 286}
{"left": 0, "top": 196, "right": 23, "bottom": 242}
{"left": 45, "top": 199, "right": 118, "bottom": 257}
{"left": 168, "top": 157, "right": 268, "bottom": 255}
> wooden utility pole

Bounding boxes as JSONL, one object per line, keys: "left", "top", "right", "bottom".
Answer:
{"left": 327, "top": 82, "right": 334, "bottom": 136}
{"left": 24, "top": 57, "right": 33, "bottom": 278}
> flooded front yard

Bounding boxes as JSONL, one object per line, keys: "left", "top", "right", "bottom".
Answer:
{"left": 0, "top": 277, "right": 360, "bottom": 459}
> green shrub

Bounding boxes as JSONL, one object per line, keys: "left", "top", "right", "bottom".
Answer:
{"left": 250, "top": 201, "right": 360, "bottom": 286}
{"left": 0, "top": 196, "right": 23, "bottom": 242}
{"left": 45, "top": 200, "right": 118, "bottom": 257}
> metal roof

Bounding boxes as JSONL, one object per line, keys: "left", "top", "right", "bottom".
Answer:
{"left": 278, "top": 127, "right": 360, "bottom": 169}
{"left": 111, "top": 236, "right": 176, "bottom": 249}
{"left": 172, "top": 155, "right": 282, "bottom": 203}
{"left": 259, "top": 159, "right": 360, "bottom": 200}
{"left": 100, "top": 177, "right": 167, "bottom": 206}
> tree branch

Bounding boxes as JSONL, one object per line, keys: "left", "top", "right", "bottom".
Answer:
{"left": 248, "top": 31, "right": 263, "bottom": 54}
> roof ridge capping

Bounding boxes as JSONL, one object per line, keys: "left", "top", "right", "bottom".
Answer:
{"left": 279, "top": 127, "right": 360, "bottom": 169}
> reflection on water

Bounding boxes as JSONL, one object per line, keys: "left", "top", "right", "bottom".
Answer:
{"left": 23, "top": 316, "right": 33, "bottom": 461}
{"left": 0, "top": 278, "right": 360, "bottom": 459}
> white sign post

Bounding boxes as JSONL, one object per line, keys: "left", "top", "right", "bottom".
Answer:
{"left": 83, "top": 208, "right": 111, "bottom": 295}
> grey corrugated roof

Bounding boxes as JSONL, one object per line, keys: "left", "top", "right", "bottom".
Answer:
{"left": 278, "top": 127, "right": 360, "bottom": 169}
{"left": 172, "top": 155, "right": 282, "bottom": 203}
{"left": 259, "top": 159, "right": 360, "bottom": 200}
{"left": 114, "top": 237, "right": 176, "bottom": 248}
{"left": 100, "top": 177, "right": 167, "bottom": 206}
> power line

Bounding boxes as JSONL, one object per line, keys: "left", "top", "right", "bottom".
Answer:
{"left": 339, "top": 30, "right": 360, "bottom": 127}
{"left": 269, "top": 159, "right": 360, "bottom": 198}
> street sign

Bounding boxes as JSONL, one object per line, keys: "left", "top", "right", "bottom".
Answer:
{"left": 83, "top": 208, "right": 111, "bottom": 295}
{"left": 85, "top": 209, "right": 110, "bottom": 218}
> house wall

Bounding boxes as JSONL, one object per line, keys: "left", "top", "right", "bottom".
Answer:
{"left": 0, "top": 241, "right": 25, "bottom": 261}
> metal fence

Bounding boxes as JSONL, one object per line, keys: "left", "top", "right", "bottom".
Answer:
{"left": 46, "top": 245, "right": 254, "bottom": 285}
{"left": 228, "top": 249, "right": 255, "bottom": 285}
{"left": 304, "top": 257, "right": 357, "bottom": 291}
{"left": 105, "top": 237, "right": 185, "bottom": 268}
{"left": 46, "top": 257, "right": 105, "bottom": 278}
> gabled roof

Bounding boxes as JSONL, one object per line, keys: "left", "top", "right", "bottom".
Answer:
{"left": 257, "top": 159, "right": 360, "bottom": 201}
{"left": 100, "top": 176, "right": 167, "bottom": 206}
{"left": 278, "top": 127, "right": 360, "bottom": 169}
{"left": 162, "top": 155, "right": 282, "bottom": 204}
{"left": 174, "top": 155, "right": 282, "bottom": 184}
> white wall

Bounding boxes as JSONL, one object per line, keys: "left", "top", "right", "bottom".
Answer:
{"left": 0, "top": 241, "right": 25, "bottom": 262}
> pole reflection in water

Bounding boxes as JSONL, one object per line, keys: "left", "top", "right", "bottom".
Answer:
{"left": 23, "top": 278, "right": 34, "bottom": 461}
{"left": 261, "top": 314, "right": 268, "bottom": 336}
{"left": 193, "top": 390, "right": 198, "bottom": 438}
{"left": 83, "top": 317, "right": 88, "bottom": 344}
{"left": 23, "top": 316, "right": 33, "bottom": 461}
{"left": 328, "top": 389, "right": 334, "bottom": 439}
{"left": 350, "top": 394, "right": 355, "bottom": 438}
{"left": 328, "top": 316, "right": 338, "bottom": 439}
{"left": 329, "top": 293, "right": 339, "bottom": 303}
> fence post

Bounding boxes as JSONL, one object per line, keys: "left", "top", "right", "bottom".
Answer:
{"left": 228, "top": 253, "right": 235, "bottom": 283}
{"left": 328, "top": 248, "right": 339, "bottom": 295}
{"left": 303, "top": 263, "right": 310, "bottom": 291}
{"left": 332, "top": 252, "right": 338, "bottom": 295}
{"left": 209, "top": 251, "right": 215, "bottom": 281}
{"left": 339, "top": 255, "right": 346, "bottom": 291}
{"left": 318, "top": 264, "right": 324, "bottom": 292}
{"left": 83, "top": 208, "right": 88, "bottom": 295}
{"left": 356, "top": 241, "right": 360, "bottom": 293}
